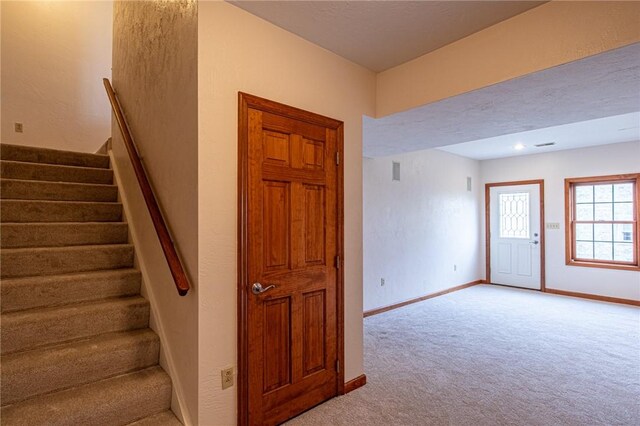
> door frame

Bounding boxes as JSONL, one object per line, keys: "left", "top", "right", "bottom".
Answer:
{"left": 237, "top": 92, "right": 345, "bottom": 425}
{"left": 485, "top": 179, "right": 546, "bottom": 291}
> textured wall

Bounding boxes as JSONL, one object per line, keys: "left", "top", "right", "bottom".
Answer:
{"left": 481, "top": 141, "right": 640, "bottom": 301}
{"left": 363, "top": 150, "right": 482, "bottom": 311}
{"left": 198, "top": 2, "right": 376, "bottom": 423}
{"left": 1, "top": 1, "right": 112, "bottom": 151}
{"left": 377, "top": 1, "right": 640, "bottom": 117}
{"left": 112, "top": 1, "right": 198, "bottom": 423}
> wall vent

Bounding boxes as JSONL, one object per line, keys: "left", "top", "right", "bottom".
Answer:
{"left": 392, "top": 162, "right": 400, "bottom": 181}
{"left": 467, "top": 177, "right": 472, "bottom": 191}
{"left": 534, "top": 142, "right": 556, "bottom": 147}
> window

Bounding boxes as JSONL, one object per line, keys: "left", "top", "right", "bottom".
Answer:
{"left": 565, "top": 174, "right": 640, "bottom": 270}
{"left": 499, "top": 192, "right": 530, "bottom": 238}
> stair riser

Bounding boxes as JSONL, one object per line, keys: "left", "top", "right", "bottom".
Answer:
{"left": 1, "top": 201, "right": 122, "bottom": 222}
{"left": 1, "top": 180, "right": 118, "bottom": 202}
{"left": 0, "top": 367, "right": 171, "bottom": 426}
{"left": 1, "top": 160, "right": 113, "bottom": 184}
{"left": 1, "top": 144, "right": 110, "bottom": 169}
{"left": 1, "top": 270, "right": 141, "bottom": 313}
{"left": 1, "top": 331, "right": 160, "bottom": 405}
{"left": 1, "top": 299, "right": 150, "bottom": 355}
{"left": 128, "top": 411, "right": 182, "bottom": 425}
{"left": 1, "top": 223, "right": 129, "bottom": 249}
{"left": 0, "top": 246, "right": 134, "bottom": 278}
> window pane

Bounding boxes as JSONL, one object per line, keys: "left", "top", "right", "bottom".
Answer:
{"left": 614, "top": 183, "right": 633, "bottom": 202}
{"left": 576, "top": 204, "right": 593, "bottom": 221}
{"left": 575, "top": 185, "right": 593, "bottom": 203}
{"left": 594, "top": 184, "right": 613, "bottom": 202}
{"left": 614, "top": 202, "right": 633, "bottom": 221}
{"left": 614, "top": 243, "right": 634, "bottom": 262}
{"left": 594, "top": 242, "right": 613, "bottom": 260}
{"left": 576, "top": 241, "right": 593, "bottom": 259}
{"left": 570, "top": 177, "right": 637, "bottom": 267}
{"left": 499, "top": 192, "right": 529, "bottom": 238}
{"left": 594, "top": 203, "right": 613, "bottom": 221}
{"left": 575, "top": 223, "right": 593, "bottom": 241}
{"left": 593, "top": 224, "right": 613, "bottom": 242}
{"left": 613, "top": 223, "right": 634, "bottom": 242}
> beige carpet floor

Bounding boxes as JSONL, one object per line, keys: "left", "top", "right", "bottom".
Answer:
{"left": 286, "top": 284, "right": 640, "bottom": 425}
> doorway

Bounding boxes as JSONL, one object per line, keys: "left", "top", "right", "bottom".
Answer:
{"left": 237, "top": 93, "right": 345, "bottom": 425}
{"left": 486, "top": 180, "right": 545, "bottom": 290}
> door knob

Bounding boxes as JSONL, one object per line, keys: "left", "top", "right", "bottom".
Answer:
{"left": 252, "top": 282, "right": 276, "bottom": 295}
{"left": 530, "top": 240, "right": 539, "bottom": 245}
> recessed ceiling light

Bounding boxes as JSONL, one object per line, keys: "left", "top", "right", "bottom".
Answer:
{"left": 514, "top": 143, "right": 525, "bottom": 150}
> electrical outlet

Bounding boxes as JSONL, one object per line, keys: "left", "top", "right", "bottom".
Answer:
{"left": 380, "top": 278, "right": 385, "bottom": 286}
{"left": 14, "top": 122, "right": 23, "bottom": 133}
{"left": 221, "top": 367, "right": 234, "bottom": 390}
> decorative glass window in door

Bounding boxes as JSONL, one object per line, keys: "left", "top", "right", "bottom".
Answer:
{"left": 499, "top": 192, "right": 530, "bottom": 238}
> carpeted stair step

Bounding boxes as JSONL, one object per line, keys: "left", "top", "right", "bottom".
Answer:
{"left": 1, "top": 179, "right": 118, "bottom": 202}
{"left": 1, "top": 143, "right": 110, "bottom": 169}
{"left": 1, "top": 296, "right": 150, "bottom": 355}
{"left": 1, "top": 329, "right": 160, "bottom": 405}
{"left": 0, "top": 366, "right": 172, "bottom": 426}
{"left": 1, "top": 269, "right": 141, "bottom": 313}
{"left": 0, "top": 244, "right": 134, "bottom": 278}
{"left": 1, "top": 222, "right": 129, "bottom": 248}
{"left": 127, "top": 411, "right": 183, "bottom": 425}
{"left": 0, "top": 143, "right": 177, "bottom": 424}
{"left": 1, "top": 200, "right": 122, "bottom": 222}
{"left": 1, "top": 160, "right": 114, "bottom": 184}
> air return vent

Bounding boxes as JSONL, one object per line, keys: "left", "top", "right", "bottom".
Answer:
{"left": 534, "top": 142, "right": 556, "bottom": 147}
{"left": 392, "top": 161, "right": 400, "bottom": 181}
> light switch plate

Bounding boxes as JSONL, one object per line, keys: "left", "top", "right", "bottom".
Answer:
{"left": 546, "top": 223, "right": 560, "bottom": 230}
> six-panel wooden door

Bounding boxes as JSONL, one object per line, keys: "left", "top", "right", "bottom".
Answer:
{"left": 239, "top": 93, "right": 344, "bottom": 426}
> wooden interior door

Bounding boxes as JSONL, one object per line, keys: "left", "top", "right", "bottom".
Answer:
{"left": 238, "top": 93, "right": 344, "bottom": 426}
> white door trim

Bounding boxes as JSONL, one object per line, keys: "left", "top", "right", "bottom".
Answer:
{"left": 485, "top": 180, "right": 546, "bottom": 291}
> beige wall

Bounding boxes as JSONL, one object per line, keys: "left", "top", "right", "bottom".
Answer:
{"left": 198, "top": 2, "right": 376, "bottom": 423}
{"left": 364, "top": 150, "right": 482, "bottom": 312}
{"left": 377, "top": 1, "right": 640, "bottom": 117}
{"left": 1, "top": 0, "right": 113, "bottom": 152}
{"left": 480, "top": 141, "right": 640, "bottom": 301}
{"left": 111, "top": 1, "right": 198, "bottom": 423}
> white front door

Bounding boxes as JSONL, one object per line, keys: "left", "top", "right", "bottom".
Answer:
{"left": 489, "top": 184, "right": 541, "bottom": 290}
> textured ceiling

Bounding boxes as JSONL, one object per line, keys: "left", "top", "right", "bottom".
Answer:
{"left": 228, "top": 1, "right": 545, "bottom": 72}
{"left": 437, "top": 112, "right": 640, "bottom": 160}
{"left": 364, "top": 43, "right": 640, "bottom": 157}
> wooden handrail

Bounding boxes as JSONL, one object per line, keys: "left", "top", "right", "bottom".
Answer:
{"left": 103, "top": 78, "right": 190, "bottom": 296}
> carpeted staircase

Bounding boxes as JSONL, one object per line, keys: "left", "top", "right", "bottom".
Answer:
{"left": 0, "top": 143, "right": 182, "bottom": 425}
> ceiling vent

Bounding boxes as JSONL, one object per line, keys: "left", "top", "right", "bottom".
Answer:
{"left": 534, "top": 142, "right": 556, "bottom": 147}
